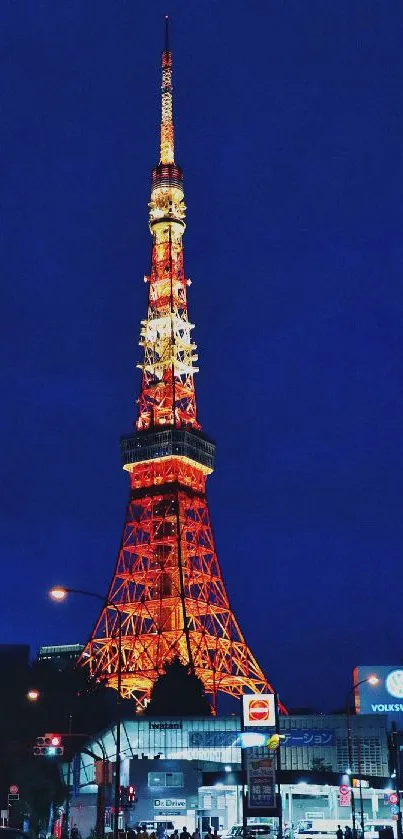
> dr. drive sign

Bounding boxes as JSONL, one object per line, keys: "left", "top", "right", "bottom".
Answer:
{"left": 154, "top": 799, "right": 186, "bottom": 810}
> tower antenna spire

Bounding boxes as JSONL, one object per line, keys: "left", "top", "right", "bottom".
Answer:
{"left": 165, "top": 14, "right": 169, "bottom": 53}
{"left": 160, "top": 16, "right": 174, "bottom": 164}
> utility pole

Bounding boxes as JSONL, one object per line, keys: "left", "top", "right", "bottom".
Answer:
{"left": 391, "top": 724, "right": 403, "bottom": 839}
{"left": 274, "top": 693, "right": 283, "bottom": 839}
{"left": 63, "top": 714, "right": 73, "bottom": 839}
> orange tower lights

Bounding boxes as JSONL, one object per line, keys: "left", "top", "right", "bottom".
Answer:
{"left": 80, "top": 21, "right": 282, "bottom": 712}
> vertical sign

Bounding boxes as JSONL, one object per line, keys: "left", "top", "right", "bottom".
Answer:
{"left": 73, "top": 753, "right": 81, "bottom": 798}
{"left": 247, "top": 755, "right": 276, "bottom": 809}
{"left": 339, "top": 785, "right": 351, "bottom": 807}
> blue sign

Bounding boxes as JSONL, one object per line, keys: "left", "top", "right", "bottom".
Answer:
{"left": 189, "top": 729, "right": 334, "bottom": 749}
{"left": 282, "top": 730, "right": 334, "bottom": 747}
{"left": 189, "top": 731, "right": 238, "bottom": 747}
{"left": 390, "top": 806, "right": 399, "bottom": 815}
{"left": 72, "top": 753, "right": 81, "bottom": 798}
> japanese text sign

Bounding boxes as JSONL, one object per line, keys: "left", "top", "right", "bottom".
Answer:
{"left": 247, "top": 756, "right": 276, "bottom": 809}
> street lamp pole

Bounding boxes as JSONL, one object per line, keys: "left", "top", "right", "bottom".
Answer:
{"left": 274, "top": 692, "right": 283, "bottom": 839}
{"left": 391, "top": 724, "right": 403, "bottom": 839}
{"left": 64, "top": 713, "right": 73, "bottom": 839}
{"left": 346, "top": 698, "right": 357, "bottom": 837}
{"left": 49, "top": 586, "right": 123, "bottom": 839}
{"left": 346, "top": 676, "right": 378, "bottom": 838}
{"left": 356, "top": 735, "right": 364, "bottom": 838}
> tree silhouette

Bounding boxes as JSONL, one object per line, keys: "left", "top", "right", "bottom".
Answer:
{"left": 0, "top": 657, "right": 131, "bottom": 830}
{"left": 144, "top": 657, "right": 212, "bottom": 716}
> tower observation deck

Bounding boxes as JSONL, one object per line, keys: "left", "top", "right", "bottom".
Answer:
{"left": 80, "top": 21, "right": 281, "bottom": 711}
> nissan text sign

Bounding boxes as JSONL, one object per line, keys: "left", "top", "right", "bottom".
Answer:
{"left": 354, "top": 666, "right": 403, "bottom": 721}
{"left": 243, "top": 694, "right": 275, "bottom": 727}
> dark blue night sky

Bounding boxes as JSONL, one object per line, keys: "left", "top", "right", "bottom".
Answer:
{"left": 1, "top": 1, "right": 402, "bottom": 711}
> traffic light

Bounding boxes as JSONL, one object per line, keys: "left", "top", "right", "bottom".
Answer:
{"left": 119, "top": 786, "right": 128, "bottom": 807}
{"left": 119, "top": 786, "right": 137, "bottom": 808}
{"left": 33, "top": 733, "right": 64, "bottom": 756}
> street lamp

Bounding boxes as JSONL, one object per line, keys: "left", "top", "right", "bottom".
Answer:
{"left": 346, "top": 675, "right": 379, "bottom": 838}
{"left": 27, "top": 689, "right": 40, "bottom": 701}
{"left": 49, "top": 586, "right": 123, "bottom": 839}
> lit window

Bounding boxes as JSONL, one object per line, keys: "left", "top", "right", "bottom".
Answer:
{"left": 148, "top": 772, "right": 183, "bottom": 788}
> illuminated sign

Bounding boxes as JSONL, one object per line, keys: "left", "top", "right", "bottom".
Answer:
{"left": 283, "top": 729, "right": 334, "bottom": 747}
{"left": 243, "top": 694, "right": 275, "bottom": 727}
{"left": 352, "top": 779, "right": 369, "bottom": 789}
{"left": 386, "top": 671, "right": 403, "bottom": 699}
{"left": 188, "top": 727, "right": 334, "bottom": 749}
{"left": 339, "top": 785, "right": 351, "bottom": 807}
{"left": 354, "top": 666, "right": 403, "bottom": 719}
{"left": 247, "top": 756, "right": 276, "bottom": 809}
{"left": 154, "top": 799, "right": 186, "bottom": 810}
{"left": 189, "top": 731, "right": 237, "bottom": 747}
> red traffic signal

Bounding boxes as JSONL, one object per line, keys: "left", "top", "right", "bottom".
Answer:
{"left": 119, "top": 786, "right": 136, "bottom": 807}
{"left": 33, "top": 733, "right": 64, "bottom": 757}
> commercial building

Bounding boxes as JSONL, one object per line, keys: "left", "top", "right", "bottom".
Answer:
{"left": 67, "top": 714, "right": 395, "bottom": 837}
{"left": 37, "top": 643, "right": 84, "bottom": 671}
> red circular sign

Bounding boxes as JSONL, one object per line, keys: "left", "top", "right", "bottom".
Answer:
{"left": 249, "top": 698, "right": 270, "bottom": 721}
{"left": 339, "top": 785, "right": 349, "bottom": 795}
{"left": 389, "top": 793, "right": 399, "bottom": 805}
{"left": 9, "top": 785, "right": 19, "bottom": 794}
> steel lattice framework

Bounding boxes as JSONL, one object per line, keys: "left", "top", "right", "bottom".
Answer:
{"left": 80, "top": 25, "right": 282, "bottom": 711}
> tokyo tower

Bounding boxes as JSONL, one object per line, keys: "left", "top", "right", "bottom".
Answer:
{"left": 81, "top": 22, "right": 279, "bottom": 711}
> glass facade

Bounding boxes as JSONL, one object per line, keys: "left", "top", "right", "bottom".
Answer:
{"left": 73, "top": 714, "right": 390, "bottom": 790}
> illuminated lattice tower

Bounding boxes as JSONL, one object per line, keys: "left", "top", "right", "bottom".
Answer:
{"left": 81, "top": 24, "right": 280, "bottom": 710}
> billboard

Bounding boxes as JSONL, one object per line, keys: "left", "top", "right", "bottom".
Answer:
{"left": 243, "top": 694, "right": 276, "bottom": 727}
{"left": 354, "top": 665, "right": 403, "bottom": 721}
{"left": 154, "top": 799, "right": 186, "bottom": 810}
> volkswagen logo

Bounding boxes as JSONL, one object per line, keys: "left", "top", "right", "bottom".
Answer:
{"left": 386, "top": 669, "right": 403, "bottom": 698}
